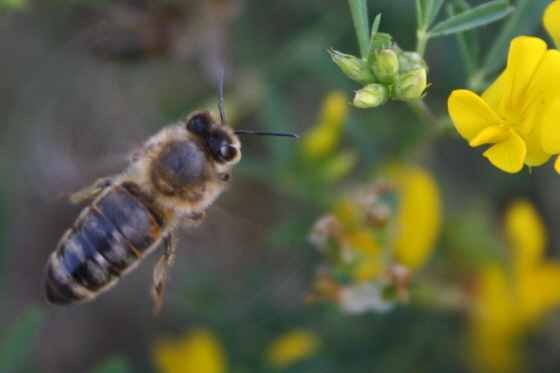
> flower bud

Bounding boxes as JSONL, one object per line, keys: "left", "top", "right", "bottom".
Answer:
{"left": 373, "top": 49, "right": 399, "bottom": 85}
{"left": 398, "top": 52, "right": 427, "bottom": 74}
{"left": 393, "top": 68, "right": 427, "bottom": 101}
{"left": 353, "top": 84, "right": 389, "bottom": 108}
{"left": 329, "top": 49, "right": 377, "bottom": 85}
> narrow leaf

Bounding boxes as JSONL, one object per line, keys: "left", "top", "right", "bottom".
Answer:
{"left": 448, "top": 0, "right": 479, "bottom": 76}
{"left": 348, "top": 0, "right": 370, "bottom": 59}
{"left": 416, "top": 0, "right": 428, "bottom": 29}
{"left": 426, "top": 0, "right": 446, "bottom": 28}
{"left": 429, "top": 1, "right": 513, "bottom": 37}
{"left": 371, "top": 13, "right": 382, "bottom": 36}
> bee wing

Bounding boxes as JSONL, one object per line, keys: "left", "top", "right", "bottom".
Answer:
{"left": 152, "top": 204, "right": 314, "bottom": 314}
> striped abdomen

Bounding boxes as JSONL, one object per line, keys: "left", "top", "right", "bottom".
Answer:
{"left": 45, "top": 182, "right": 166, "bottom": 304}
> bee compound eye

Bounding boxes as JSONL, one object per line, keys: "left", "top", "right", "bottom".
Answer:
{"left": 187, "top": 116, "right": 207, "bottom": 133}
{"left": 220, "top": 144, "right": 237, "bottom": 161}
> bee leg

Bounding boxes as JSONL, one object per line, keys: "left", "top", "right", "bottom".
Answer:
{"left": 66, "top": 178, "right": 115, "bottom": 204}
{"left": 184, "top": 211, "right": 206, "bottom": 226}
{"left": 152, "top": 232, "right": 176, "bottom": 315}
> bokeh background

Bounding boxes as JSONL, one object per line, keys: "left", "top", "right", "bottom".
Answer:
{"left": 2, "top": 0, "right": 560, "bottom": 372}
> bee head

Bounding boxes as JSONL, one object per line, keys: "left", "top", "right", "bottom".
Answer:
{"left": 185, "top": 111, "right": 241, "bottom": 165}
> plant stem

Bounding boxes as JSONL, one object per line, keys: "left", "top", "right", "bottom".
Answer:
{"left": 348, "top": 0, "right": 370, "bottom": 59}
{"left": 408, "top": 100, "right": 440, "bottom": 130}
{"left": 415, "top": 28, "right": 430, "bottom": 57}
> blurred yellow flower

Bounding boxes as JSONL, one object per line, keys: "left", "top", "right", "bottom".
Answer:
{"left": 301, "top": 91, "right": 348, "bottom": 161}
{"left": 265, "top": 329, "right": 320, "bottom": 369}
{"left": 392, "top": 165, "right": 442, "bottom": 271}
{"left": 153, "top": 329, "right": 227, "bottom": 373}
{"left": 448, "top": 36, "right": 560, "bottom": 173}
{"left": 469, "top": 199, "right": 560, "bottom": 373}
{"left": 299, "top": 91, "right": 357, "bottom": 182}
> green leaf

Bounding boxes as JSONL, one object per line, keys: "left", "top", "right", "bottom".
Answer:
{"left": 448, "top": 0, "right": 479, "bottom": 76}
{"left": 425, "top": 0, "right": 446, "bottom": 28}
{"left": 370, "top": 13, "right": 382, "bottom": 36}
{"left": 416, "top": 0, "right": 427, "bottom": 29}
{"left": 416, "top": 0, "right": 446, "bottom": 29}
{"left": 0, "top": 308, "right": 43, "bottom": 373}
{"left": 348, "top": 0, "right": 370, "bottom": 59}
{"left": 429, "top": 1, "right": 513, "bottom": 37}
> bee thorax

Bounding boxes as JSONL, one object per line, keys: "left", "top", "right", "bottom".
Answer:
{"left": 150, "top": 141, "right": 212, "bottom": 196}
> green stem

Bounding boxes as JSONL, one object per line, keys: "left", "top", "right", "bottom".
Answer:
{"left": 415, "top": 28, "right": 430, "bottom": 57}
{"left": 348, "top": 0, "right": 370, "bottom": 59}
{"left": 408, "top": 100, "right": 440, "bottom": 130}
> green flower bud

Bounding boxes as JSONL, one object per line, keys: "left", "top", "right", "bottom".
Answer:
{"left": 329, "top": 49, "right": 377, "bottom": 85}
{"left": 398, "top": 52, "right": 428, "bottom": 74}
{"left": 393, "top": 68, "right": 427, "bottom": 101}
{"left": 353, "top": 84, "right": 389, "bottom": 108}
{"left": 373, "top": 49, "right": 399, "bottom": 85}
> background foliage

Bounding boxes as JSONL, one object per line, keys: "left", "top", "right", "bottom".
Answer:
{"left": 1, "top": 0, "right": 560, "bottom": 372}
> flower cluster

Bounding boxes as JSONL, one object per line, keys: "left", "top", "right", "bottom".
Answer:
{"left": 307, "top": 165, "right": 442, "bottom": 313}
{"left": 330, "top": 33, "right": 428, "bottom": 108}
{"left": 448, "top": 1, "right": 560, "bottom": 173}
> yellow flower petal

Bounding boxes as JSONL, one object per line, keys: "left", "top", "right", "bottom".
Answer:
{"left": 540, "top": 99, "right": 560, "bottom": 154}
{"left": 519, "top": 49, "right": 560, "bottom": 137}
{"left": 470, "top": 265, "right": 523, "bottom": 373}
{"left": 544, "top": 0, "right": 560, "bottom": 49}
{"left": 265, "top": 329, "right": 320, "bottom": 369}
{"left": 481, "top": 71, "right": 507, "bottom": 112}
{"left": 153, "top": 329, "right": 227, "bottom": 373}
{"left": 499, "top": 37, "right": 548, "bottom": 136}
{"left": 482, "top": 131, "right": 526, "bottom": 173}
{"left": 523, "top": 126, "right": 553, "bottom": 166}
{"left": 392, "top": 166, "right": 442, "bottom": 271}
{"left": 504, "top": 199, "right": 546, "bottom": 272}
{"left": 468, "top": 124, "right": 511, "bottom": 147}
{"left": 448, "top": 90, "right": 506, "bottom": 141}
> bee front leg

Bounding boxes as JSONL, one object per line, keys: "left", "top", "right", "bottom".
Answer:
{"left": 152, "top": 232, "right": 176, "bottom": 315}
{"left": 66, "top": 177, "right": 115, "bottom": 204}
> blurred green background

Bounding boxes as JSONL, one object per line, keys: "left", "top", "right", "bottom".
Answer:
{"left": 2, "top": 0, "right": 560, "bottom": 372}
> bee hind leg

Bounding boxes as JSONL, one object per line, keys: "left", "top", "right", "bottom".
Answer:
{"left": 152, "top": 233, "right": 176, "bottom": 315}
{"left": 65, "top": 177, "right": 115, "bottom": 204}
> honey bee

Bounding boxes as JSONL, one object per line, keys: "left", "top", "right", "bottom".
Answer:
{"left": 44, "top": 72, "right": 296, "bottom": 314}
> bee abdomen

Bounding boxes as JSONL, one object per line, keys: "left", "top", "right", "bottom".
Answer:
{"left": 45, "top": 182, "right": 166, "bottom": 305}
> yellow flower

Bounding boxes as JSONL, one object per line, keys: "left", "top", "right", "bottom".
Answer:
{"left": 265, "top": 329, "right": 320, "bottom": 369}
{"left": 469, "top": 199, "right": 560, "bottom": 373}
{"left": 153, "top": 329, "right": 227, "bottom": 373}
{"left": 448, "top": 36, "right": 560, "bottom": 173}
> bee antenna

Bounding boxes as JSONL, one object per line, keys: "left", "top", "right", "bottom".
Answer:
{"left": 234, "top": 130, "right": 298, "bottom": 138}
{"left": 218, "top": 69, "right": 226, "bottom": 124}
